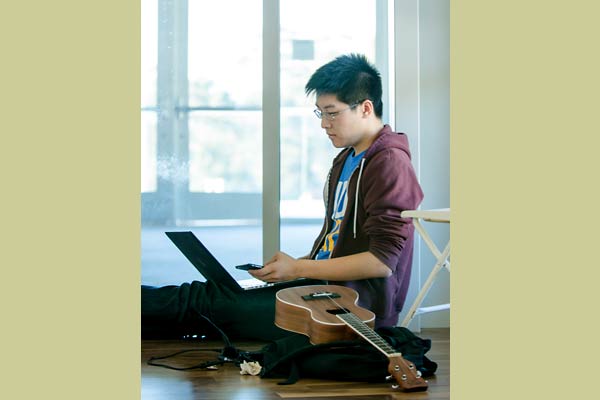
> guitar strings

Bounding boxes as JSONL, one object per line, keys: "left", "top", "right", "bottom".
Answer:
{"left": 322, "top": 292, "right": 397, "bottom": 356}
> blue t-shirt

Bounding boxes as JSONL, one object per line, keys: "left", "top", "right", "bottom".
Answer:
{"left": 316, "top": 149, "right": 365, "bottom": 260}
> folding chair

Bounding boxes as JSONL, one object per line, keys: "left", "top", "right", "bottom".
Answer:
{"left": 400, "top": 208, "right": 450, "bottom": 327}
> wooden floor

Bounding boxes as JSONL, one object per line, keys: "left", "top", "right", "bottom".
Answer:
{"left": 141, "top": 328, "right": 449, "bottom": 399}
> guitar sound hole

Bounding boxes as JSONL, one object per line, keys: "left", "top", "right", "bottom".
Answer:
{"left": 326, "top": 308, "right": 350, "bottom": 315}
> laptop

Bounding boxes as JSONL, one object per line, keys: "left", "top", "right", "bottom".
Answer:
{"left": 165, "top": 231, "right": 307, "bottom": 293}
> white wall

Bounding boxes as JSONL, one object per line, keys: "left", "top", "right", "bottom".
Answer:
{"left": 395, "top": 0, "right": 450, "bottom": 329}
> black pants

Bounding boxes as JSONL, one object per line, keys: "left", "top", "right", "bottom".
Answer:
{"left": 141, "top": 280, "right": 295, "bottom": 341}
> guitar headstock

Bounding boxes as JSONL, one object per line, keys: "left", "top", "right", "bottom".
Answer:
{"left": 386, "top": 355, "right": 428, "bottom": 392}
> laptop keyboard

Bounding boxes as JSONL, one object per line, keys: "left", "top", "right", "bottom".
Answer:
{"left": 238, "top": 278, "right": 275, "bottom": 290}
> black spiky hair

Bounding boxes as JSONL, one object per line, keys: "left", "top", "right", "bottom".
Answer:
{"left": 305, "top": 53, "right": 383, "bottom": 117}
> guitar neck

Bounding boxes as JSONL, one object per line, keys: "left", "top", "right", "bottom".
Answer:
{"left": 336, "top": 313, "right": 401, "bottom": 358}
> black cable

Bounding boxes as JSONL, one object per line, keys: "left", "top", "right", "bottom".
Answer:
{"left": 147, "top": 349, "right": 225, "bottom": 370}
{"left": 146, "top": 312, "right": 249, "bottom": 371}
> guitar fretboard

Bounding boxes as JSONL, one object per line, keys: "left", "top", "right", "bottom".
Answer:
{"left": 337, "top": 312, "right": 401, "bottom": 358}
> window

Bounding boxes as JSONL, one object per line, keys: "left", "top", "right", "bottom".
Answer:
{"left": 141, "top": 0, "right": 158, "bottom": 193}
{"left": 141, "top": 0, "right": 390, "bottom": 286}
{"left": 279, "top": 0, "right": 377, "bottom": 254}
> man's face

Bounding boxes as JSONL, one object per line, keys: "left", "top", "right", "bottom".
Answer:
{"left": 315, "top": 94, "right": 365, "bottom": 150}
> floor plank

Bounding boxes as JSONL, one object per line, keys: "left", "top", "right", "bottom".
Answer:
{"left": 142, "top": 328, "right": 449, "bottom": 399}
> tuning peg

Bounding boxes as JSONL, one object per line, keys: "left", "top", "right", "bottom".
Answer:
{"left": 416, "top": 370, "right": 422, "bottom": 378}
{"left": 387, "top": 375, "right": 399, "bottom": 389}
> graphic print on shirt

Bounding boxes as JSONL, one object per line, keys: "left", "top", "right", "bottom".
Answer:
{"left": 316, "top": 150, "right": 365, "bottom": 260}
{"left": 317, "top": 181, "right": 348, "bottom": 259}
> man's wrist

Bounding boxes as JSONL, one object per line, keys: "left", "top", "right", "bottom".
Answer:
{"left": 293, "top": 258, "right": 309, "bottom": 280}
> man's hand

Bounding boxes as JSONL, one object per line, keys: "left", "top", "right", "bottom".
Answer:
{"left": 248, "top": 251, "right": 298, "bottom": 283}
{"left": 248, "top": 251, "right": 391, "bottom": 283}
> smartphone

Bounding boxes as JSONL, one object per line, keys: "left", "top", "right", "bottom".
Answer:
{"left": 235, "top": 263, "right": 264, "bottom": 271}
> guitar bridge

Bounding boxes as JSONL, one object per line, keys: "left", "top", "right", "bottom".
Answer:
{"left": 301, "top": 291, "right": 341, "bottom": 301}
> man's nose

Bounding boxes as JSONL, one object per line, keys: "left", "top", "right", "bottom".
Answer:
{"left": 321, "top": 117, "right": 331, "bottom": 129}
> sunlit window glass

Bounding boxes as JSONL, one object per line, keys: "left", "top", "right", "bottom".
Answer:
{"left": 279, "top": 0, "right": 376, "bottom": 254}
{"left": 141, "top": 0, "right": 158, "bottom": 192}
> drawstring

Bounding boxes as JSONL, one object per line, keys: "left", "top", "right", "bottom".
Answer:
{"left": 353, "top": 158, "right": 366, "bottom": 238}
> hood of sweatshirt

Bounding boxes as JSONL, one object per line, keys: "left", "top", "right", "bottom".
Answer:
{"left": 365, "top": 124, "right": 412, "bottom": 160}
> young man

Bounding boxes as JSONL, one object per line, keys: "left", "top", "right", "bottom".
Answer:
{"left": 142, "top": 54, "right": 423, "bottom": 341}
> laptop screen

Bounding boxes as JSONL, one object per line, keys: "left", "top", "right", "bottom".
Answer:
{"left": 165, "top": 231, "right": 244, "bottom": 292}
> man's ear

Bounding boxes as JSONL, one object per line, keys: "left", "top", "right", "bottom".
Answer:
{"left": 361, "top": 99, "right": 374, "bottom": 118}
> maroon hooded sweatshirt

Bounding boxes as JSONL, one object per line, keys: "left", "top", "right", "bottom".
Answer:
{"left": 309, "top": 125, "right": 424, "bottom": 327}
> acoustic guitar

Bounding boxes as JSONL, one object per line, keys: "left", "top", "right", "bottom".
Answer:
{"left": 275, "top": 284, "right": 428, "bottom": 392}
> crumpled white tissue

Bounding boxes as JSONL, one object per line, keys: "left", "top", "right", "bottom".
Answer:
{"left": 239, "top": 360, "right": 262, "bottom": 375}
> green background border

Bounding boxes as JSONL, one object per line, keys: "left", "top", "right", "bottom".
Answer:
{"left": 451, "top": 1, "right": 600, "bottom": 399}
{"left": 2, "top": 1, "right": 139, "bottom": 398}
{"left": 2, "top": 1, "right": 599, "bottom": 399}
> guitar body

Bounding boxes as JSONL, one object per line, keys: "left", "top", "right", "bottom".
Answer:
{"left": 275, "top": 284, "right": 376, "bottom": 344}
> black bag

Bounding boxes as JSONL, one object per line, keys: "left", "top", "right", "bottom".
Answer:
{"left": 249, "top": 326, "right": 437, "bottom": 385}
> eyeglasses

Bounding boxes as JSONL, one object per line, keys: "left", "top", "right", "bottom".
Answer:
{"left": 313, "top": 100, "right": 364, "bottom": 121}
